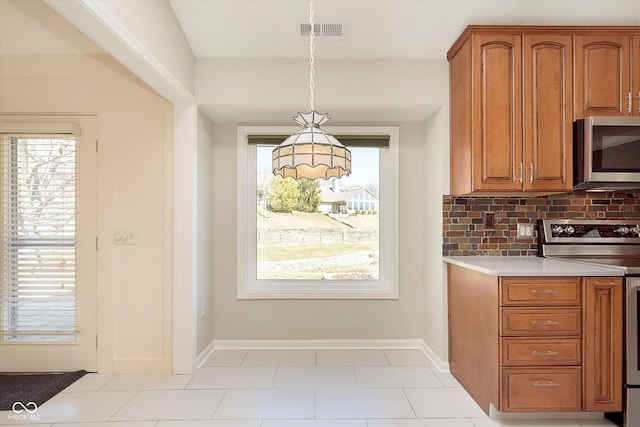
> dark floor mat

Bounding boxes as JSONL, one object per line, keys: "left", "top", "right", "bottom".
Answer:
{"left": 0, "top": 370, "right": 87, "bottom": 411}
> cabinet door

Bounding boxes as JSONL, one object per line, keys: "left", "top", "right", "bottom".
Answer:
{"left": 472, "top": 34, "right": 523, "bottom": 191}
{"left": 500, "top": 367, "right": 582, "bottom": 412}
{"left": 501, "top": 307, "right": 582, "bottom": 336}
{"left": 575, "top": 35, "right": 631, "bottom": 118}
{"left": 501, "top": 277, "right": 581, "bottom": 306}
{"left": 501, "top": 337, "right": 582, "bottom": 366}
{"left": 633, "top": 36, "right": 640, "bottom": 116}
{"left": 523, "top": 35, "right": 573, "bottom": 191}
{"left": 583, "top": 277, "right": 623, "bottom": 412}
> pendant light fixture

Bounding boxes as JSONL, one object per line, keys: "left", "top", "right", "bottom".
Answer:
{"left": 272, "top": 0, "right": 351, "bottom": 180}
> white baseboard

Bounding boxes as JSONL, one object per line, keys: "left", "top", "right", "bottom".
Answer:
{"left": 195, "top": 339, "right": 216, "bottom": 370}
{"left": 419, "top": 340, "right": 450, "bottom": 373}
{"left": 211, "top": 338, "right": 452, "bottom": 374}
{"left": 212, "top": 338, "right": 425, "bottom": 351}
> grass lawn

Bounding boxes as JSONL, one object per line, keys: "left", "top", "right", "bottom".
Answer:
{"left": 258, "top": 210, "right": 348, "bottom": 229}
{"left": 258, "top": 210, "right": 379, "bottom": 230}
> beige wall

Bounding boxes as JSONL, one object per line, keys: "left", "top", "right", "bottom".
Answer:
{"left": 201, "top": 58, "right": 450, "bottom": 359}
{"left": 212, "top": 121, "right": 426, "bottom": 340}
{"left": 196, "top": 111, "right": 215, "bottom": 355}
{"left": 0, "top": 53, "right": 174, "bottom": 373}
{"left": 422, "top": 108, "right": 448, "bottom": 363}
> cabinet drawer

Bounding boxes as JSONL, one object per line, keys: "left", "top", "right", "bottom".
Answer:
{"left": 500, "top": 308, "right": 581, "bottom": 336}
{"left": 500, "top": 278, "right": 581, "bottom": 306}
{"left": 500, "top": 338, "right": 581, "bottom": 366}
{"left": 500, "top": 367, "right": 582, "bottom": 412}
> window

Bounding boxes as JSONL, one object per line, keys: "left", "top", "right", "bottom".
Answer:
{"left": 0, "top": 135, "right": 77, "bottom": 341}
{"left": 237, "top": 126, "right": 399, "bottom": 299}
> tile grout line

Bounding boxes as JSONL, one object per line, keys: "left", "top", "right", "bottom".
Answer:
{"left": 239, "top": 350, "right": 249, "bottom": 366}
{"left": 104, "top": 389, "right": 140, "bottom": 422}
{"left": 382, "top": 349, "right": 392, "bottom": 366}
{"left": 401, "top": 387, "right": 420, "bottom": 420}
{"left": 183, "top": 370, "right": 197, "bottom": 389}
{"left": 209, "top": 388, "right": 229, "bottom": 421}
{"left": 353, "top": 364, "right": 360, "bottom": 388}
{"left": 97, "top": 374, "right": 118, "bottom": 392}
{"left": 313, "top": 387, "right": 317, "bottom": 420}
{"left": 426, "top": 363, "right": 447, "bottom": 388}
{"left": 271, "top": 365, "right": 279, "bottom": 388}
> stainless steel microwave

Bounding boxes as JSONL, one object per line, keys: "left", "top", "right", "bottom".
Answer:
{"left": 574, "top": 116, "right": 640, "bottom": 190}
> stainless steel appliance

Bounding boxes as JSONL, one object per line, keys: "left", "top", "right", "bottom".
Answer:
{"left": 573, "top": 116, "right": 640, "bottom": 190}
{"left": 538, "top": 219, "right": 640, "bottom": 427}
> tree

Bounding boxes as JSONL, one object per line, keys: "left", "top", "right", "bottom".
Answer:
{"left": 268, "top": 176, "right": 298, "bottom": 213}
{"left": 296, "top": 178, "right": 321, "bottom": 212}
{"left": 365, "top": 182, "right": 379, "bottom": 197}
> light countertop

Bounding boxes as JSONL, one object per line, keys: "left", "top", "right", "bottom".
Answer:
{"left": 443, "top": 256, "right": 625, "bottom": 277}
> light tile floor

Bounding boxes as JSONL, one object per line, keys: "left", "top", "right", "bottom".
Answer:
{"left": 0, "top": 349, "right": 618, "bottom": 426}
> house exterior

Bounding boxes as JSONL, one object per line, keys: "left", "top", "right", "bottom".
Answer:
{"left": 319, "top": 185, "right": 380, "bottom": 214}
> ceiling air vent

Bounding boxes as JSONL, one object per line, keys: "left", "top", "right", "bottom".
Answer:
{"left": 300, "top": 23, "right": 345, "bottom": 38}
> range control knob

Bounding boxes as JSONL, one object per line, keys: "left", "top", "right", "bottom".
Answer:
{"left": 629, "top": 226, "right": 639, "bottom": 236}
{"left": 551, "top": 225, "right": 564, "bottom": 234}
{"left": 615, "top": 227, "right": 630, "bottom": 235}
{"left": 564, "top": 226, "right": 575, "bottom": 235}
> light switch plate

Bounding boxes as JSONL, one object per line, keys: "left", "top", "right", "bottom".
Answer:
{"left": 114, "top": 228, "right": 137, "bottom": 245}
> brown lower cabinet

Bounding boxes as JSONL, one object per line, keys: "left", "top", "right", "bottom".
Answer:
{"left": 447, "top": 264, "right": 622, "bottom": 414}
{"left": 501, "top": 367, "right": 582, "bottom": 412}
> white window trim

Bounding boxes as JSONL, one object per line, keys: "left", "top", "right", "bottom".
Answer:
{"left": 237, "top": 125, "right": 399, "bottom": 299}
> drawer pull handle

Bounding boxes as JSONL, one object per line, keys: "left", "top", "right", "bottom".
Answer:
{"left": 533, "top": 380, "right": 560, "bottom": 387}
{"left": 532, "top": 350, "right": 559, "bottom": 356}
{"left": 532, "top": 320, "right": 559, "bottom": 326}
{"left": 532, "top": 289, "right": 559, "bottom": 295}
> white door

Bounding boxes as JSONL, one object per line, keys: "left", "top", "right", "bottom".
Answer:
{"left": 0, "top": 116, "right": 97, "bottom": 372}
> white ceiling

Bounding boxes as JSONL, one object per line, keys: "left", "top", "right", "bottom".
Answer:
{"left": 169, "top": 0, "right": 640, "bottom": 60}
{"left": 1, "top": 0, "right": 639, "bottom": 123}
{"left": 3, "top": 0, "right": 640, "bottom": 59}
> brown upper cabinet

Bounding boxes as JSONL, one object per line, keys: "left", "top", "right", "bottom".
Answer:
{"left": 448, "top": 26, "right": 640, "bottom": 197}
{"left": 575, "top": 34, "right": 640, "bottom": 117}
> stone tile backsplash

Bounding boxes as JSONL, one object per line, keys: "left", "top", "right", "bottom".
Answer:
{"left": 442, "top": 191, "right": 640, "bottom": 256}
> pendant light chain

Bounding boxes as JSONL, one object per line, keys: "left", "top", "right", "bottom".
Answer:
{"left": 309, "top": 0, "right": 315, "bottom": 112}
{"left": 271, "top": 0, "right": 351, "bottom": 179}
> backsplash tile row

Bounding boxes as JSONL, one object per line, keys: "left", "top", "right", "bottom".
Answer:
{"left": 442, "top": 191, "right": 640, "bottom": 256}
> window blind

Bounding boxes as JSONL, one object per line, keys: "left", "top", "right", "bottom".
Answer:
{"left": 248, "top": 134, "right": 390, "bottom": 147}
{"left": 0, "top": 135, "right": 77, "bottom": 341}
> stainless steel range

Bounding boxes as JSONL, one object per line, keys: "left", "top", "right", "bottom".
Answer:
{"left": 538, "top": 219, "right": 640, "bottom": 427}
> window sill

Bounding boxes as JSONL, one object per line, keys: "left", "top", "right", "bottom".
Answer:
{"left": 237, "top": 281, "right": 398, "bottom": 300}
